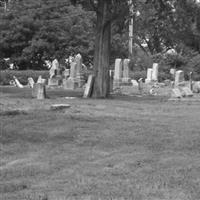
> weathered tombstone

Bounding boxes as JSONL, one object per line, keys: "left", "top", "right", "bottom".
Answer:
{"left": 145, "top": 68, "right": 153, "bottom": 83}
{"left": 63, "top": 62, "right": 78, "bottom": 90}
{"left": 138, "top": 78, "right": 143, "bottom": 94}
{"left": 122, "top": 59, "right": 131, "bottom": 83}
{"left": 171, "top": 88, "right": 182, "bottom": 98}
{"left": 175, "top": 70, "right": 184, "bottom": 86}
{"left": 170, "top": 68, "right": 176, "bottom": 76}
{"left": 27, "top": 77, "right": 35, "bottom": 88}
{"left": 180, "top": 87, "right": 193, "bottom": 97}
{"left": 32, "top": 83, "right": 46, "bottom": 99}
{"left": 49, "top": 59, "right": 59, "bottom": 78}
{"left": 48, "top": 58, "right": 62, "bottom": 86}
{"left": 113, "top": 58, "right": 123, "bottom": 88}
{"left": 131, "top": 79, "right": 138, "bottom": 87}
{"left": 75, "top": 53, "right": 85, "bottom": 87}
{"left": 83, "top": 75, "right": 95, "bottom": 98}
{"left": 13, "top": 76, "right": 24, "bottom": 88}
{"left": 193, "top": 81, "right": 200, "bottom": 93}
{"left": 152, "top": 63, "right": 159, "bottom": 81}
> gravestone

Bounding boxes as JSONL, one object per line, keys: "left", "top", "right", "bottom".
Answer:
{"left": 152, "top": 63, "right": 159, "bottom": 81}
{"left": 27, "top": 77, "right": 35, "bottom": 88}
{"left": 49, "top": 59, "right": 59, "bottom": 78}
{"left": 180, "top": 87, "right": 193, "bottom": 97}
{"left": 32, "top": 83, "right": 46, "bottom": 99}
{"left": 122, "top": 59, "right": 131, "bottom": 83}
{"left": 145, "top": 68, "right": 153, "bottom": 83}
{"left": 138, "top": 78, "right": 143, "bottom": 94}
{"left": 193, "top": 81, "right": 200, "bottom": 93}
{"left": 37, "top": 75, "right": 46, "bottom": 84}
{"left": 83, "top": 75, "right": 95, "bottom": 98}
{"left": 13, "top": 76, "right": 24, "bottom": 88}
{"left": 131, "top": 79, "right": 138, "bottom": 87}
{"left": 63, "top": 62, "right": 78, "bottom": 90}
{"left": 171, "top": 88, "right": 182, "bottom": 98}
{"left": 75, "top": 53, "right": 85, "bottom": 87}
{"left": 175, "top": 70, "right": 184, "bottom": 86}
{"left": 113, "top": 58, "right": 123, "bottom": 88}
{"left": 63, "top": 69, "right": 70, "bottom": 79}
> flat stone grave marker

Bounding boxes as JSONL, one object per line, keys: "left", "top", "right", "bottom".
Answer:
{"left": 51, "top": 104, "right": 70, "bottom": 110}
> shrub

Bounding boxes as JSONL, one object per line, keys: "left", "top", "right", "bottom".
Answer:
{"left": 0, "top": 70, "right": 49, "bottom": 85}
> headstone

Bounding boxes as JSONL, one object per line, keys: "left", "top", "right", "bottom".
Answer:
{"left": 171, "top": 88, "right": 182, "bottom": 98}
{"left": 75, "top": 53, "right": 85, "bottom": 87}
{"left": 180, "top": 87, "right": 193, "bottom": 97}
{"left": 83, "top": 75, "right": 95, "bottom": 98}
{"left": 131, "top": 79, "right": 138, "bottom": 87}
{"left": 193, "top": 81, "right": 200, "bottom": 93}
{"left": 48, "top": 78, "right": 60, "bottom": 86}
{"left": 145, "top": 68, "right": 153, "bottom": 83}
{"left": 13, "top": 76, "right": 24, "bottom": 88}
{"left": 170, "top": 68, "right": 176, "bottom": 76}
{"left": 122, "top": 59, "right": 131, "bottom": 83}
{"left": 152, "top": 63, "right": 159, "bottom": 81}
{"left": 51, "top": 104, "right": 70, "bottom": 110}
{"left": 175, "top": 70, "right": 184, "bottom": 86}
{"left": 113, "top": 58, "right": 123, "bottom": 88}
{"left": 138, "top": 78, "right": 143, "bottom": 93}
{"left": 37, "top": 75, "right": 45, "bottom": 84}
{"left": 49, "top": 59, "right": 59, "bottom": 78}
{"left": 27, "top": 77, "right": 35, "bottom": 88}
{"left": 32, "top": 83, "right": 46, "bottom": 99}
{"left": 63, "top": 62, "right": 78, "bottom": 90}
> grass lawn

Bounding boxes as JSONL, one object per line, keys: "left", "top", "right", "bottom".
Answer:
{"left": 1, "top": 86, "right": 200, "bottom": 200}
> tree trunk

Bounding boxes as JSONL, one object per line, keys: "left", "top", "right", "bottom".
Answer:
{"left": 92, "top": 0, "right": 111, "bottom": 98}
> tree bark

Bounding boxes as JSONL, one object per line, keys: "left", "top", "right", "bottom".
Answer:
{"left": 92, "top": 0, "right": 111, "bottom": 98}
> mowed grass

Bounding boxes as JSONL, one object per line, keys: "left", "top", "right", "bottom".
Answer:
{"left": 1, "top": 88, "right": 200, "bottom": 200}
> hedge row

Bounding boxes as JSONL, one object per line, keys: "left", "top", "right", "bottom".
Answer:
{"left": 0, "top": 70, "right": 49, "bottom": 85}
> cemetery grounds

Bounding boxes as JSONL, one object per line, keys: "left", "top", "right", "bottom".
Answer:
{"left": 1, "top": 86, "right": 200, "bottom": 200}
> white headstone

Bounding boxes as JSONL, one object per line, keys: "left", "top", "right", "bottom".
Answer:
{"left": 171, "top": 88, "right": 182, "bottom": 98}
{"left": 50, "top": 59, "right": 59, "bottom": 78}
{"left": 122, "top": 59, "right": 131, "bottom": 83}
{"left": 145, "top": 68, "right": 153, "bottom": 83}
{"left": 175, "top": 70, "right": 184, "bottom": 86}
{"left": 152, "top": 63, "right": 159, "bottom": 81}
{"left": 114, "top": 59, "right": 123, "bottom": 80}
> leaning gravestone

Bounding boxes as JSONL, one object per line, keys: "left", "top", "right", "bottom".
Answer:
{"left": 32, "top": 83, "right": 46, "bottom": 99}
{"left": 13, "top": 76, "right": 24, "bottom": 88}
{"left": 27, "top": 77, "right": 35, "bottom": 88}
{"left": 83, "top": 75, "right": 95, "bottom": 98}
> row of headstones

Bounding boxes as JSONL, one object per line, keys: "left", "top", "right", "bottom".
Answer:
{"left": 145, "top": 63, "right": 159, "bottom": 83}
{"left": 113, "top": 58, "right": 131, "bottom": 87}
{"left": 48, "top": 55, "right": 85, "bottom": 89}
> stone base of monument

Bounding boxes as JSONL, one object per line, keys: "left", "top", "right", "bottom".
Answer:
{"left": 63, "top": 78, "right": 78, "bottom": 90}
{"left": 48, "top": 78, "right": 62, "bottom": 87}
{"left": 32, "top": 83, "right": 46, "bottom": 99}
